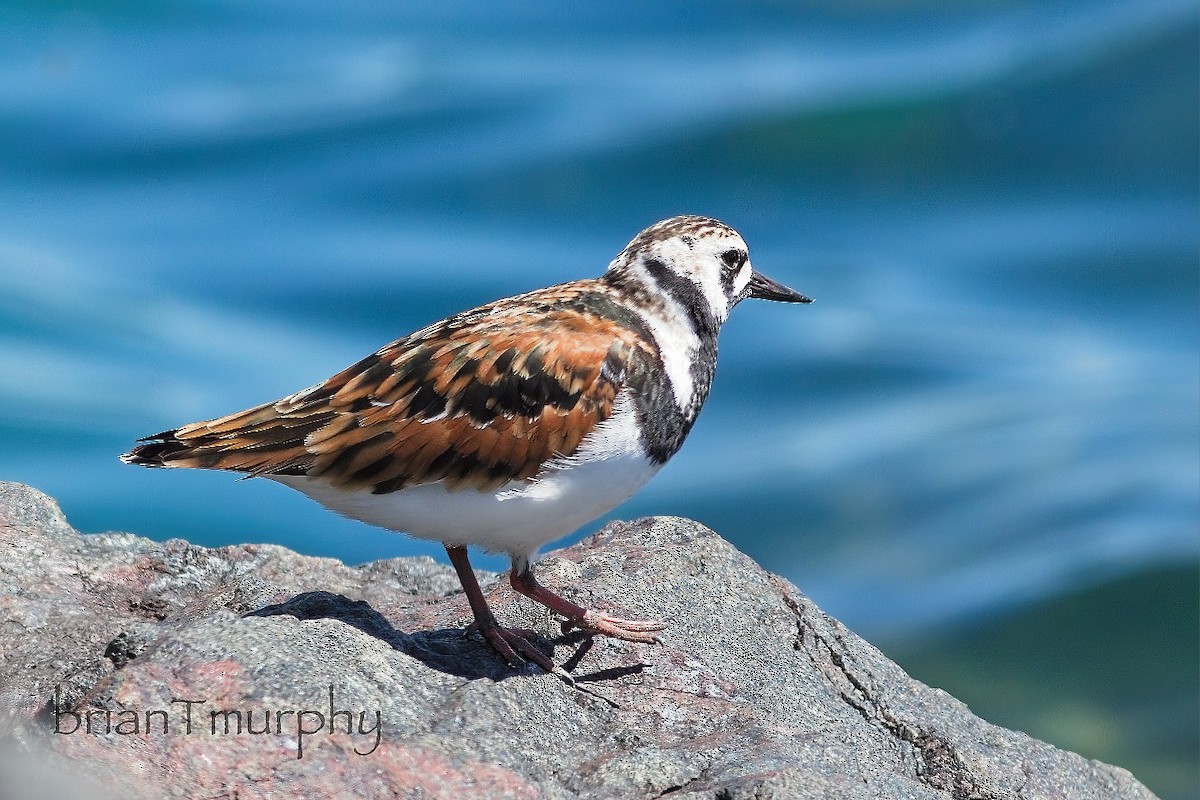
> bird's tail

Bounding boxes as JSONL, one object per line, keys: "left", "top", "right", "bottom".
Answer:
{"left": 119, "top": 399, "right": 325, "bottom": 476}
{"left": 120, "top": 432, "right": 194, "bottom": 468}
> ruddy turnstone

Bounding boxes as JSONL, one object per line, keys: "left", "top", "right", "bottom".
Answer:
{"left": 122, "top": 215, "right": 811, "bottom": 676}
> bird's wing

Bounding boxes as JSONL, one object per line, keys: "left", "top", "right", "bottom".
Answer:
{"left": 124, "top": 283, "right": 655, "bottom": 493}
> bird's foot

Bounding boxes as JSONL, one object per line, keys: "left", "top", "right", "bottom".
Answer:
{"left": 509, "top": 563, "right": 667, "bottom": 645}
{"left": 561, "top": 610, "right": 666, "bottom": 644}
{"left": 447, "top": 546, "right": 575, "bottom": 683}
{"left": 465, "top": 620, "right": 575, "bottom": 685}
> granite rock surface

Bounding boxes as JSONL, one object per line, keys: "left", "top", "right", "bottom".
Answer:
{"left": 0, "top": 482, "right": 1155, "bottom": 799}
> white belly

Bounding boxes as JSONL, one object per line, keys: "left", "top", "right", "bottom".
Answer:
{"left": 270, "top": 393, "right": 660, "bottom": 558}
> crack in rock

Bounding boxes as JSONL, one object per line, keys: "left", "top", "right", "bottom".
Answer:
{"left": 772, "top": 576, "right": 998, "bottom": 800}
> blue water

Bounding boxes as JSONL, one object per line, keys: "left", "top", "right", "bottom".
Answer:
{"left": 1, "top": 0, "right": 1196, "bottom": 650}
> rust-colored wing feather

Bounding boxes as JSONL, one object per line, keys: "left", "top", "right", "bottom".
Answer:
{"left": 122, "top": 282, "right": 653, "bottom": 494}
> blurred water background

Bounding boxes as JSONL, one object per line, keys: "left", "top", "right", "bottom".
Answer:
{"left": 1, "top": 1, "right": 1196, "bottom": 795}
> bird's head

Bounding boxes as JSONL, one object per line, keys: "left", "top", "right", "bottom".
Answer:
{"left": 605, "top": 215, "right": 811, "bottom": 327}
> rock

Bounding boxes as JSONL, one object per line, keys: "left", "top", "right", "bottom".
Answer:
{"left": 0, "top": 481, "right": 1155, "bottom": 800}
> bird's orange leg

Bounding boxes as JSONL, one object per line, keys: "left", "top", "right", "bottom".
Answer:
{"left": 445, "top": 545, "right": 561, "bottom": 674}
{"left": 509, "top": 559, "right": 665, "bottom": 643}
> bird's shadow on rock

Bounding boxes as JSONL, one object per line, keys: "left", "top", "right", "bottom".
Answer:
{"left": 245, "top": 591, "right": 646, "bottom": 685}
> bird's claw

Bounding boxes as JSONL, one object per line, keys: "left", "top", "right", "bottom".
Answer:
{"left": 470, "top": 622, "right": 575, "bottom": 685}
{"left": 561, "top": 610, "right": 666, "bottom": 644}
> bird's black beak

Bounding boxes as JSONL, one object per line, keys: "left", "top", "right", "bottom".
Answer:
{"left": 744, "top": 270, "right": 813, "bottom": 304}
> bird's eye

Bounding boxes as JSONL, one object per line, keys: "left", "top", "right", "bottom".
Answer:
{"left": 720, "top": 249, "right": 746, "bottom": 271}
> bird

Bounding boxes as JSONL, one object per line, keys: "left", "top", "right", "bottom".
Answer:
{"left": 122, "top": 215, "right": 811, "bottom": 677}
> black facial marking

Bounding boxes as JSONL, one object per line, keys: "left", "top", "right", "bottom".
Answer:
{"left": 640, "top": 257, "right": 720, "bottom": 340}
{"left": 719, "top": 249, "right": 746, "bottom": 305}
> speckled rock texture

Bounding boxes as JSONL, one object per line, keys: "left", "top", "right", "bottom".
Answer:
{"left": 0, "top": 482, "right": 1155, "bottom": 800}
